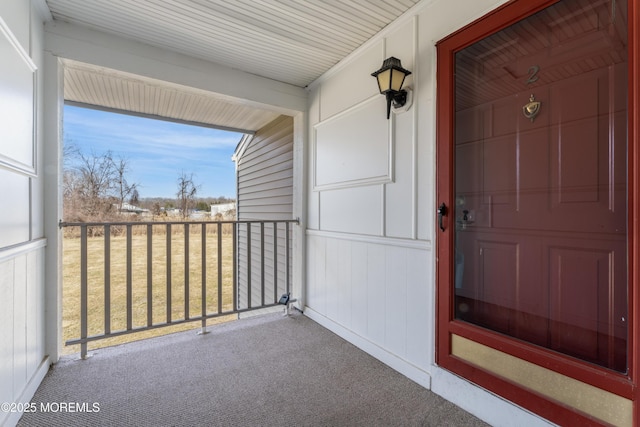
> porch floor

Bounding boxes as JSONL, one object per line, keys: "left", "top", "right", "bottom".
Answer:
{"left": 18, "top": 312, "right": 487, "bottom": 426}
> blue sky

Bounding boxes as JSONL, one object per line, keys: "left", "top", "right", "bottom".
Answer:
{"left": 63, "top": 104, "right": 242, "bottom": 198}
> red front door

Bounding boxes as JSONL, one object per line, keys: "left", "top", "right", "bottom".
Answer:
{"left": 436, "top": 0, "right": 636, "bottom": 422}
{"left": 453, "top": 21, "right": 628, "bottom": 368}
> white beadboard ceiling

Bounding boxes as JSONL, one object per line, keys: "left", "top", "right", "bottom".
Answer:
{"left": 44, "top": 0, "right": 420, "bottom": 132}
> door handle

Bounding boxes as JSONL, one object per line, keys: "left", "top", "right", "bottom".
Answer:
{"left": 437, "top": 202, "right": 448, "bottom": 232}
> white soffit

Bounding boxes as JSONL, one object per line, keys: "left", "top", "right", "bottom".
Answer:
{"left": 63, "top": 59, "right": 281, "bottom": 134}
{"left": 46, "top": 0, "right": 419, "bottom": 87}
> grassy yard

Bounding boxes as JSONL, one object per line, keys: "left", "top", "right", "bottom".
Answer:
{"left": 62, "top": 225, "right": 237, "bottom": 355}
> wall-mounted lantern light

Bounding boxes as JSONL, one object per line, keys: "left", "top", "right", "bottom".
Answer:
{"left": 371, "top": 57, "right": 412, "bottom": 119}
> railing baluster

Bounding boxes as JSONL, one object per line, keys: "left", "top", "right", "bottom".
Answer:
{"left": 166, "top": 223, "right": 172, "bottom": 323}
{"left": 232, "top": 222, "right": 237, "bottom": 312}
{"left": 285, "top": 222, "right": 291, "bottom": 295}
{"left": 273, "top": 222, "right": 278, "bottom": 303}
{"left": 247, "top": 223, "right": 251, "bottom": 309}
{"left": 147, "top": 224, "right": 153, "bottom": 327}
{"left": 217, "top": 222, "right": 222, "bottom": 314}
{"left": 104, "top": 225, "right": 111, "bottom": 335}
{"left": 80, "top": 225, "right": 88, "bottom": 359}
{"left": 184, "top": 223, "right": 190, "bottom": 320}
{"left": 260, "top": 222, "right": 265, "bottom": 307}
{"left": 126, "top": 224, "right": 132, "bottom": 331}
{"left": 200, "top": 223, "right": 207, "bottom": 333}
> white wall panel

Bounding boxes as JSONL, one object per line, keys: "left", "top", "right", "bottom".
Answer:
{"left": 416, "top": 96, "right": 435, "bottom": 241}
{"left": 31, "top": 3, "right": 45, "bottom": 240}
{"left": 0, "top": 259, "right": 14, "bottom": 409}
{"left": 336, "top": 239, "right": 352, "bottom": 328}
{"left": 320, "top": 44, "right": 383, "bottom": 121}
{"left": 26, "top": 250, "right": 44, "bottom": 380}
{"left": 384, "top": 19, "right": 416, "bottom": 91}
{"left": 319, "top": 186, "right": 382, "bottom": 235}
{"left": 307, "top": 235, "right": 326, "bottom": 315}
{"left": 314, "top": 97, "right": 391, "bottom": 189}
{"left": 384, "top": 20, "right": 417, "bottom": 239}
{"left": 0, "top": 15, "right": 36, "bottom": 174}
{"left": 366, "top": 244, "right": 386, "bottom": 344}
{"left": 405, "top": 248, "right": 431, "bottom": 367}
{"left": 0, "top": 1, "right": 29, "bottom": 51}
{"left": 0, "top": 160, "right": 30, "bottom": 248}
{"left": 350, "top": 241, "right": 368, "bottom": 337}
{"left": 385, "top": 247, "right": 407, "bottom": 357}
{"left": 0, "top": 243, "right": 47, "bottom": 427}
{"left": 12, "top": 255, "right": 27, "bottom": 397}
{"left": 324, "top": 238, "right": 339, "bottom": 322}
{"left": 386, "top": 108, "right": 415, "bottom": 238}
{"left": 306, "top": 232, "right": 431, "bottom": 374}
{"left": 307, "top": 87, "right": 321, "bottom": 230}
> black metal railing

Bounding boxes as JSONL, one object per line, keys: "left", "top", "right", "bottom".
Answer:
{"left": 59, "top": 219, "right": 298, "bottom": 358}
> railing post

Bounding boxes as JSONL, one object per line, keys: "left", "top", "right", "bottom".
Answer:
{"left": 147, "top": 224, "right": 153, "bottom": 327}
{"left": 285, "top": 221, "right": 291, "bottom": 296}
{"left": 232, "top": 222, "right": 237, "bottom": 312}
{"left": 260, "top": 222, "right": 265, "bottom": 307}
{"left": 104, "top": 224, "right": 111, "bottom": 335}
{"left": 273, "top": 222, "right": 278, "bottom": 304}
{"left": 166, "top": 223, "right": 172, "bottom": 323}
{"left": 184, "top": 223, "right": 190, "bottom": 320}
{"left": 126, "top": 224, "right": 132, "bottom": 331}
{"left": 217, "top": 222, "right": 222, "bottom": 314}
{"left": 247, "top": 222, "right": 251, "bottom": 309}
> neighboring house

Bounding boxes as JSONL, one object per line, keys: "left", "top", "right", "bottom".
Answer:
{"left": 1, "top": 1, "right": 638, "bottom": 427}
{"left": 115, "top": 202, "right": 149, "bottom": 216}
{"left": 209, "top": 202, "right": 236, "bottom": 218}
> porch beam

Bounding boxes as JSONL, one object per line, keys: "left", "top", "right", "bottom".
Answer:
{"left": 44, "top": 21, "right": 307, "bottom": 112}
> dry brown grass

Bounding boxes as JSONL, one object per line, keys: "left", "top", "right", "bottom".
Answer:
{"left": 62, "top": 224, "right": 237, "bottom": 355}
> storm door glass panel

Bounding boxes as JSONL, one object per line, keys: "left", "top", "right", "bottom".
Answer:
{"left": 453, "top": 0, "right": 628, "bottom": 372}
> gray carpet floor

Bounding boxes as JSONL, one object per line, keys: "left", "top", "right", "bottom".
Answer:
{"left": 18, "top": 312, "right": 488, "bottom": 427}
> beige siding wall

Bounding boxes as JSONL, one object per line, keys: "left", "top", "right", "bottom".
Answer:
{"left": 237, "top": 115, "right": 293, "bottom": 220}
{"left": 236, "top": 116, "right": 294, "bottom": 309}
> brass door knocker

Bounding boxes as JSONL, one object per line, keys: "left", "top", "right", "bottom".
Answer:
{"left": 523, "top": 94, "right": 541, "bottom": 122}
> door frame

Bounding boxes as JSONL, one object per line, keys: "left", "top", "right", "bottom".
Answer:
{"left": 435, "top": 0, "right": 640, "bottom": 424}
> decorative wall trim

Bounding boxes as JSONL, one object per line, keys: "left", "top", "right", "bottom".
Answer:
{"left": 313, "top": 96, "right": 393, "bottom": 191}
{"left": 306, "top": 229, "right": 430, "bottom": 251}
{"left": 0, "top": 238, "right": 47, "bottom": 263}
{"left": 0, "top": 16, "right": 37, "bottom": 176}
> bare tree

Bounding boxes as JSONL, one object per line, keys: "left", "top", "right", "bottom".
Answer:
{"left": 62, "top": 147, "right": 140, "bottom": 222}
{"left": 75, "top": 150, "right": 117, "bottom": 218}
{"left": 112, "top": 155, "right": 139, "bottom": 212}
{"left": 176, "top": 172, "right": 199, "bottom": 219}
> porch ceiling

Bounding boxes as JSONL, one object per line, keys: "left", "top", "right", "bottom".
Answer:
{"left": 44, "top": 0, "right": 420, "bottom": 132}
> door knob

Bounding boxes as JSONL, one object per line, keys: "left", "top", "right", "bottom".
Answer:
{"left": 437, "top": 203, "right": 448, "bottom": 232}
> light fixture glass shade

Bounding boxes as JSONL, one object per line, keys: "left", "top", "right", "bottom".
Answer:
{"left": 372, "top": 57, "right": 412, "bottom": 119}
{"left": 372, "top": 57, "right": 411, "bottom": 94}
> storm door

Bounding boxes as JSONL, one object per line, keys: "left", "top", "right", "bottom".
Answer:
{"left": 440, "top": 0, "right": 628, "bottom": 372}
